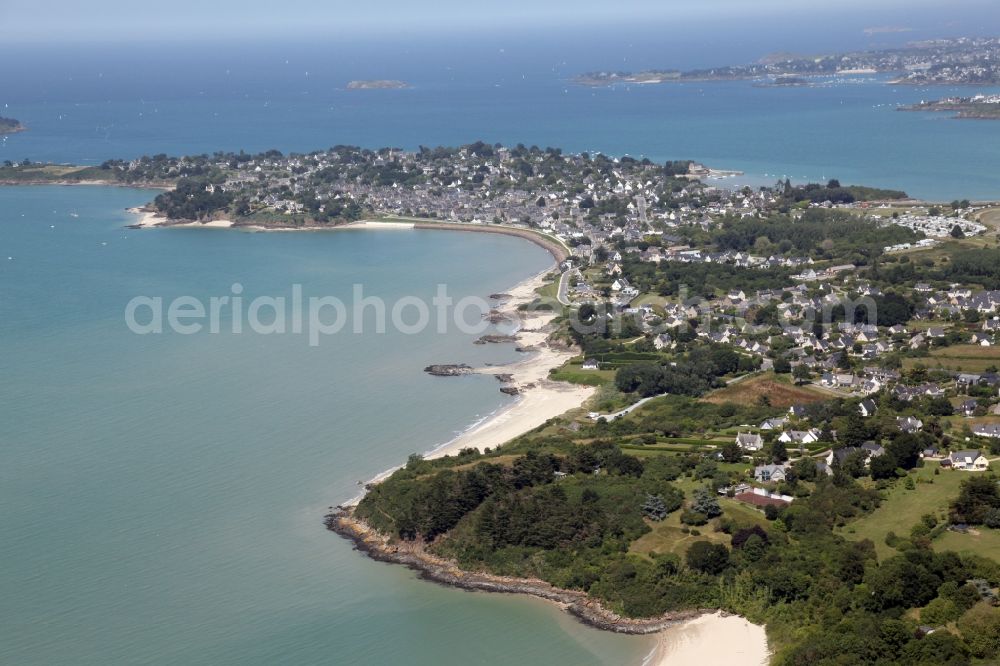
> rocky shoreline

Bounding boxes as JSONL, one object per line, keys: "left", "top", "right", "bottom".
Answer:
{"left": 325, "top": 508, "right": 713, "bottom": 635}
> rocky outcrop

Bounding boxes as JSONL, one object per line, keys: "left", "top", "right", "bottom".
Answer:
{"left": 474, "top": 334, "right": 519, "bottom": 345}
{"left": 423, "top": 364, "right": 473, "bottom": 376}
{"left": 483, "top": 309, "right": 512, "bottom": 324}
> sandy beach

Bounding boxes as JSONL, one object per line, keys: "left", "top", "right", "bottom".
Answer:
{"left": 343, "top": 264, "right": 593, "bottom": 503}
{"left": 128, "top": 208, "right": 234, "bottom": 228}
{"left": 650, "top": 612, "right": 769, "bottom": 666}
{"left": 426, "top": 268, "right": 593, "bottom": 458}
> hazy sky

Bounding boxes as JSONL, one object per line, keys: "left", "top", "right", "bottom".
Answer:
{"left": 1, "top": 0, "right": 992, "bottom": 43}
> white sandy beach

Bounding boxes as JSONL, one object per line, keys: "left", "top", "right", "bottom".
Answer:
{"left": 427, "top": 268, "right": 594, "bottom": 458}
{"left": 650, "top": 612, "right": 769, "bottom": 666}
{"left": 127, "top": 208, "right": 233, "bottom": 228}
{"left": 344, "top": 265, "right": 593, "bottom": 503}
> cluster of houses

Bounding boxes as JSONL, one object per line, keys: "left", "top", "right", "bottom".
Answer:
{"left": 883, "top": 213, "right": 985, "bottom": 240}
{"left": 730, "top": 394, "right": 994, "bottom": 499}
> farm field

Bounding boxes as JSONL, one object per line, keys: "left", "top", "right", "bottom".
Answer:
{"left": 903, "top": 344, "right": 1000, "bottom": 372}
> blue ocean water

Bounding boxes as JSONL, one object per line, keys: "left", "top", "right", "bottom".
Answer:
{"left": 0, "top": 186, "right": 654, "bottom": 665}
{"left": 2, "top": 27, "right": 1000, "bottom": 200}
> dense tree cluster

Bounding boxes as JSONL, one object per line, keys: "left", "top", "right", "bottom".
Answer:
{"left": 950, "top": 475, "right": 1000, "bottom": 526}
{"left": 713, "top": 209, "right": 917, "bottom": 260}
{"left": 152, "top": 177, "right": 234, "bottom": 221}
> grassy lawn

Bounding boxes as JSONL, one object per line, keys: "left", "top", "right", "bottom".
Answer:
{"left": 629, "top": 497, "right": 765, "bottom": 559}
{"left": 631, "top": 294, "right": 667, "bottom": 309}
{"left": 933, "top": 526, "right": 1000, "bottom": 561}
{"left": 549, "top": 364, "right": 615, "bottom": 386}
{"left": 630, "top": 497, "right": 768, "bottom": 559}
{"left": 535, "top": 279, "right": 559, "bottom": 303}
{"left": 902, "top": 344, "right": 1000, "bottom": 372}
{"left": 702, "top": 372, "right": 828, "bottom": 408}
{"left": 840, "top": 463, "right": 967, "bottom": 560}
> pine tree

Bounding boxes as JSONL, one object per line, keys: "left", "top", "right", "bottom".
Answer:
{"left": 691, "top": 486, "right": 722, "bottom": 518}
{"left": 642, "top": 494, "right": 669, "bottom": 521}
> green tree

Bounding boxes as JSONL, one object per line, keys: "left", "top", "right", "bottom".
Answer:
{"left": 950, "top": 475, "right": 1000, "bottom": 524}
{"left": 957, "top": 603, "right": 1000, "bottom": 659}
{"left": 691, "top": 485, "right": 721, "bottom": 518}
{"left": 685, "top": 540, "right": 730, "bottom": 574}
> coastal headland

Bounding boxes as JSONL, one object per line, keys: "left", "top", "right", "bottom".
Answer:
{"left": 327, "top": 512, "right": 769, "bottom": 665}
{"left": 326, "top": 509, "right": 709, "bottom": 635}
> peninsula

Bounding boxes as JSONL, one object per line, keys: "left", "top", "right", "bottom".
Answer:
{"left": 574, "top": 36, "right": 1000, "bottom": 87}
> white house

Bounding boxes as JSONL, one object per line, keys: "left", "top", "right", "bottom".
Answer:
{"left": 736, "top": 432, "right": 763, "bottom": 451}
{"left": 948, "top": 450, "right": 990, "bottom": 471}
{"left": 754, "top": 464, "right": 788, "bottom": 483}
{"left": 581, "top": 358, "right": 600, "bottom": 370}
{"left": 858, "top": 399, "right": 877, "bottom": 418}
{"left": 897, "top": 416, "right": 924, "bottom": 433}
{"left": 779, "top": 429, "right": 821, "bottom": 445}
{"left": 972, "top": 423, "right": 1000, "bottom": 438}
{"left": 653, "top": 333, "right": 674, "bottom": 350}
{"left": 759, "top": 417, "right": 788, "bottom": 430}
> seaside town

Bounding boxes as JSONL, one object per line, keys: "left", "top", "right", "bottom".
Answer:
{"left": 573, "top": 36, "right": 1000, "bottom": 86}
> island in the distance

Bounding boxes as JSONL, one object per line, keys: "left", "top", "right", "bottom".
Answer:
{"left": 899, "top": 94, "right": 1000, "bottom": 120}
{"left": 346, "top": 79, "right": 411, "bottom": 90}
{"left": 0, "top": 116, "right": 26, "bottom": 135}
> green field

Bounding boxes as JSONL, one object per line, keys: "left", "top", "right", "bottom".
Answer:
{"left": 903, "top": 344, "right": 1000, "bottom": 372}
{"left": 840, "top": 463, "right": 968, "bottom": 559}
{"left": 549, "top": 364, "right": 615, "bottom": 386}
{"left": 933, "top": 525, "right": 1000, "bottom": 561}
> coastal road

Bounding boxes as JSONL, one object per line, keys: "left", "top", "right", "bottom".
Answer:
{"left": 557, "top": 268, "right": 578, "bottom": 306}
{"left": 590, "top": 392, "right": 668, "bottom": 421}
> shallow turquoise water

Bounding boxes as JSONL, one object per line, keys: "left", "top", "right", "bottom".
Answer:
{"left": 0, "top": 186, "right": 653, "bottom": 665}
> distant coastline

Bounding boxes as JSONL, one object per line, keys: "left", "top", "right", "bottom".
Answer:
{"left": 573, "top": 36, "right": 1000, "bottom": 87}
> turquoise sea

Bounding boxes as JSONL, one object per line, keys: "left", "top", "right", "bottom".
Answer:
{"left": 0, "top": 186, "right": 654, "bottom": 664}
